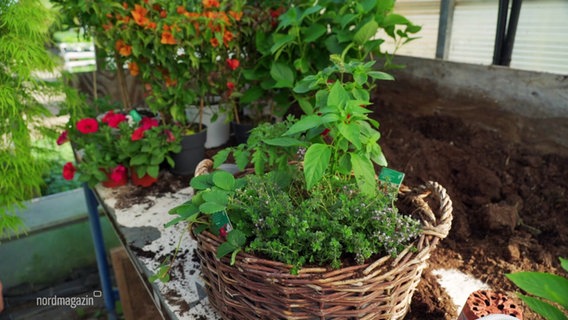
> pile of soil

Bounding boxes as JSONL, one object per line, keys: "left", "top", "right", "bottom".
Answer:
{"left": 374, "top": 80, "right": 568, "bottom": 319}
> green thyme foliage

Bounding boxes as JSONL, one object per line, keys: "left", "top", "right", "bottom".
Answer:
{"left": 228, "top": 172, "right": 421, "bottom": 272}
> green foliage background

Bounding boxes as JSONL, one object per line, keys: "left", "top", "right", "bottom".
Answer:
{"left": 0, "top": 0, "right": 81, "bottom": 237}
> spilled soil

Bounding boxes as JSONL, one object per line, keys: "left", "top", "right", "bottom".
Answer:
{"left": 374, "top": 80, "right": 568, "bottom": 320}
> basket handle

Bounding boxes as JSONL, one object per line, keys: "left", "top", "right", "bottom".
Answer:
{"left": 402, "top": 181, "right": 453, "bottom": 240}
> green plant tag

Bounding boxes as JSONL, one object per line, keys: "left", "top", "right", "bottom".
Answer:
{"left": 211, "top": 211, "right": 233, "bottom": 232}
{"left": 378, "top": 167, "right": 405, "bottom": 188}
{"left": 129, "top": 110, "right": 142, "bottom": 123}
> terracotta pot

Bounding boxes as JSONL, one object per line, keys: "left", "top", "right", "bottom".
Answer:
{"left": 131, "top": 169, "right": 158, "bottom": 187}
{"left": 100, "top": 169, "right": 128, "bottom": 188}
{"left": 458, "top": 290, "right": 523, "bottom": 320}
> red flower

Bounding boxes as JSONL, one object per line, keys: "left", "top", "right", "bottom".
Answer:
{"left": 140, "top": 117, "right": 159, "bottom": 130}
{"left": 131, "top": 127, "right": 145, "bottom": 141}
{"left": 110, "top": 165, "right": 127, "bottom": 182}
{"left": 227, "top": 81, "right": 235, "bottom": 96}
{"left": 164, "top": 129, "right": 176, "bottom": 143}
{"left": 219, "top": 225, "right": 227, "bottom": 238}
{"left": 56, "top": 130, "right": 68, "bottom": 145}
{"left": 76, "top": 118, "right": 99, "bottom": 134}
{"left": 102, "top": 111, "right": 127, "bottom": 128}
{"left": 321, "top": 128, "right": 330, "bottom": 137}
{"left": 210, "top": 38, "right": 219, "bottom": 48}
{"left": 226, "top": 58, "right": 239, "bottom": 71}
{"left": 62, "top": 162, "right": 76, "bottom": 180}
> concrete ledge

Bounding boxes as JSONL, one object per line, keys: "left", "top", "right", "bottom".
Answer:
{"left": 388, "top": 56, "right": 568, "bottom": 118}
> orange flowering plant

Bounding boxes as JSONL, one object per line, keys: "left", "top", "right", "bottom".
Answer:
{"left": 100, "top": 0, "right": 245, "bottom": 126}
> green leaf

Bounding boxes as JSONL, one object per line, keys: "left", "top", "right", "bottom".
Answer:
{"left": 190, "top": 174, "right": 213, "bottom": 190}
{"left": 270, "top": 62, "right": 295, "bottom": 88}
{"left": 235, "top": 150, "right": 250, "bottom": 171}
{"left": 339, "top": 14, "right": 357, "bottom": 29}
{"left": 202, "top": 189, "right": 228, "bottom": 205}
{"left": 168, "top": 202, "right": 199, "bottom": 217}
{"left": 227, "top": 229, "right": 246, "bottom": 247}
{"left": 350, "top": 152, "right": 377, "bottom": 196}
{"left": 368, "top": 71, "right": 394, "bottom": 81}
{"left": 383, "top": 13, "right": 411, "bottom": 27}
{"left": 284, "top": 115, "right": 322, "bottom": 136}
{"left": 507, "top": 272, "right": 568, "bottom": 310}
{"left": 130, "top": 154, "right": 148, "bottom": 166}
{"left": 328, "top": 81, "right": 349, "bottom": 106}
{"left": 216, "top": 242, "right": 237, "bottom": 259}
{"left": 147, "top": 165, "right": 159, "bottom": 178}
{"left": 561, "top": 257, "right": 568, "bottom": 273}
{"left": 264, "top": 137, "right": 305, "bottom": 147}
{"left": 212, "top": 171, "right": 235, "bottom": 191}
{"left": 516, "top": 294, "right": 568, "bottom": 320}
{"left": 240, "top": 86, "right": 263, "bottom": 104}
{"left": 354, "top": 20, "right": 379, "bottom": 45}
{"left": 303, "top": 144, "right": 331, "bottom": 190}
{"left": 303, "top": 24, "right": 327, "bottom": 43}
{"left": 199, "top": 202, "right": 226, "bottom": 214}
{"left": 370, "top": 144, "right": 388, "bottom": 167}
{"left": 338, "top": 122, "right": 361, "bottom": 149}
{"left": 213, "top": 149, "right": 231, "bottom": 168}
{"left": 270, "top": 34, "right": 295, "bottom": 54}
{"left": 297, "top": 97, "right": 314, "bottom": 114}
{"left": 337, "top": 153, "right": 352, "bottom": 174}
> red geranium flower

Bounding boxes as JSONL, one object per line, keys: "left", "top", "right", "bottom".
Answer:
{"left": 102, "top": 111, "right": 127, "bottom": 128}
{"left": 62, "top": 162, "right": 76, "bottom": 180}
{"left": 226, "top": 58, "right": 239, "bottom": 70}
{"left": 76, "top": 118, "right": 99, "bottom": 134}
{"left": 164, "top": 129, "right": 176, "bottom": 143}
{"left": 131, "top": 127, "right": 145, "bottom": 141}
{"left": 140, "top": 117, "right": 159, "bottom": 130}
{"left": 56, "top": 130, "right": 68, "bottom": 145}
{"left": 110, "top": 165, "right": 127, "bottom": 182}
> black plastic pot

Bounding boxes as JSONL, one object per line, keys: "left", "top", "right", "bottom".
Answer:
{"left": 231, "top": 121, "right": 255, "bottom": 145}
{"left": 170, "top": 129, "right": 207, "bottom": 176}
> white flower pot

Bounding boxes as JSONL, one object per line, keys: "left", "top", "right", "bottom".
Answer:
{"left": 186, "top": 104, "right": 230, "bottom": 149}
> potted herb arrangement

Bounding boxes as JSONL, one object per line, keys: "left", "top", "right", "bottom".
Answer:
{"left": 168, "top": 56, "right": 453, "bottom": 319}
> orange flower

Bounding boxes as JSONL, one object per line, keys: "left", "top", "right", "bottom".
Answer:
{"left": 122, "top": 2, "right": 128, "bottom": 9}
{"left": 128, "top": 62, "right": 139, "bottom": 76}
{"left": 146, "top": 21, "right": 157, "bottom": 30}
{"left": 164, "top": 75, "right": 177, "bottom": 87}
{"left": 177, "top": 6, "right": 187, "bottom": 14}
{"left": 122, "top": 16, "right": 131, "bottom": 23}
{"left": 131, "top": 4, "right": 149, "bottom": 26}
{"left": 223, "top": 30, "right": 233, "bottom": 46}
{"left": 202, "top": 0, "right": 220, "bottom": 9}
{"left": 115, "top": 39, "right": 132, "bottom": 57}
{"left": 210, "top": 37, "right": 219, "bottom": 47}
{"left": 161, "top": 31, "right": 176, "bottom": 45}
{"left": 103, "top": 23, "right": 113, "bottom": 31}
{"left": 229, "top": 11, "right": 243, "bottom": 21}
{"left": 160, "top": 10, "right": 167, "bottom": 18}
{"left": 163, "top": 24, "right": 171, "bottom": 32}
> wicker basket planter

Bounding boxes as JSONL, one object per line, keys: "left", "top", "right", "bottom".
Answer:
{"left": 192, "top": 161, "right": 453, "bottom": 319}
